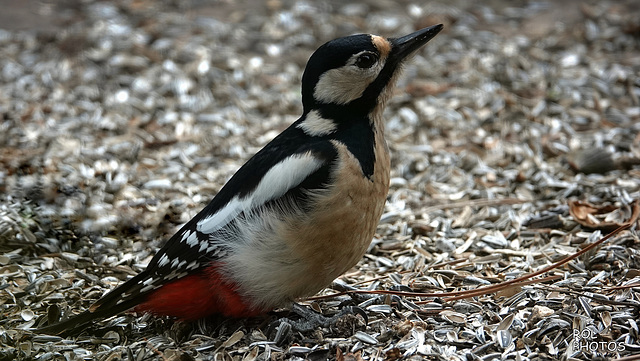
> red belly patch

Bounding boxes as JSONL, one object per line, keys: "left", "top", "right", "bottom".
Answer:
{"left": 135, "top": 266, "right": 263, "bottom": 320}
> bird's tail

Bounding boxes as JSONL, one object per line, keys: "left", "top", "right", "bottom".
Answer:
{"left": 35, "top": 271, "right": 216, "bottom": 335}
{"left": 36, "top": 297, "right": 142, "bottom": 335}
{"left": 36, "top": 271, "right": 153, "bottom": 335}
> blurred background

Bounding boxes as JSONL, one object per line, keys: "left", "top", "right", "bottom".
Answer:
{"left": 1, "top": 1, "right": 639, "bottom": 360}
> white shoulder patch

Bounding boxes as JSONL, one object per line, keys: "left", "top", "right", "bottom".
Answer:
{"left": 249, "top": 152, "right": 323, "bottom": 207}
{"left": 296, "top": 110, "right": 337, "bottom": 136}
{"left": 197, "top": 152, "right": 324, "bottom": 234}
{"left": 197, "top": 197, "right": 244, "bottom": 234}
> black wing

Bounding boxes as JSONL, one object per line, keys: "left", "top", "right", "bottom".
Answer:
{"left": 39, "top": 122, "right": 338, "bottom": 334}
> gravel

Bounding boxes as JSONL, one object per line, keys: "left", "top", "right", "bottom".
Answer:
{"left": 1, "top": 0, "right": 639, "bottom": 360}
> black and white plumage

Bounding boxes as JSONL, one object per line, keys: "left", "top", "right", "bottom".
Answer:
{"left": 39, "top": 24, "right": 443, "bottom": 335}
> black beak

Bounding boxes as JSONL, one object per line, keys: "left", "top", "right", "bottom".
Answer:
{"left": 356, "top": 24, "right": 444, "bottom": 110}
{"left": 389, "top": 24, "right": 443, "bottom": 61}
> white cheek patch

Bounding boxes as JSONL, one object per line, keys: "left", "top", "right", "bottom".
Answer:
{"left": 314, "top": 67, "right": 369, "bottom": 105}
{"left": 313, "top": 57, "right": 386, "bottom": 105}
{"left": 197, "top": 152, "right": 324, "bottom": 234}
{"left": 296, "top": 110, "right": 337, "bottom": 136}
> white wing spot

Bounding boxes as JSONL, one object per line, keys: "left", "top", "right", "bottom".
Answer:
{"left": 170, "top": 258, "right": 180, "bottom": 268}
{"left": 141, "top": 284, "right": 159, "bottom": 293}
{"left": 186, "top": 232, "right": 199, "bottom": 247}
{"left": 199, "top": 241, "right": 208, "bottom": 252}
{"left": 158, "top": 254, "right": 170, "bottom": 267}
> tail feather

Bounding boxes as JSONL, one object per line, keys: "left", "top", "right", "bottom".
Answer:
{"left": 37, "top": 272, "right": 152, "bottom": 335}
{"left": 36, "top": 267, "right": 261, "bottom": 335}
{"left": 36, "top": 297, "right": 141, "bottom": 335}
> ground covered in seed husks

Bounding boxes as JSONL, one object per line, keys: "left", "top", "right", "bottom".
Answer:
{"left": 1, "top": 0, "right": 640, "bottom": 360}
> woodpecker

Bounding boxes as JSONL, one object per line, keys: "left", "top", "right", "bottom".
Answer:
{"left": 39, "top": 24, "right": 443, "bottom": 334}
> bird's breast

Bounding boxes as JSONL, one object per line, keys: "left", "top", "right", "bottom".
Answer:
{"left": 223, "top": 127, "right": 390, "bottom": 311}
{"left": 280, "top": 131, "right": 391, "bottom": 297}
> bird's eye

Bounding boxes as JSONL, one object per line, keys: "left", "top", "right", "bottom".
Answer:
{"left": 355, "top": 53, "right": 378, "bottom": 68}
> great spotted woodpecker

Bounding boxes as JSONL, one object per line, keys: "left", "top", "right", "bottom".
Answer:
{"left": 40, "top": 24, "right": 443, "bottom": 334}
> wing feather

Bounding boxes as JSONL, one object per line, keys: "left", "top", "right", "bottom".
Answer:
{"left": 197, "top": 152, "right": 325, "bottom": 233}
{"left": 54, "top": 128, "right": 338, "bottom": 328}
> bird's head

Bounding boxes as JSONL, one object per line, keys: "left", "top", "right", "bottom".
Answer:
{"left": 301, "top": 24, "right": 443, "bottom": 118}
